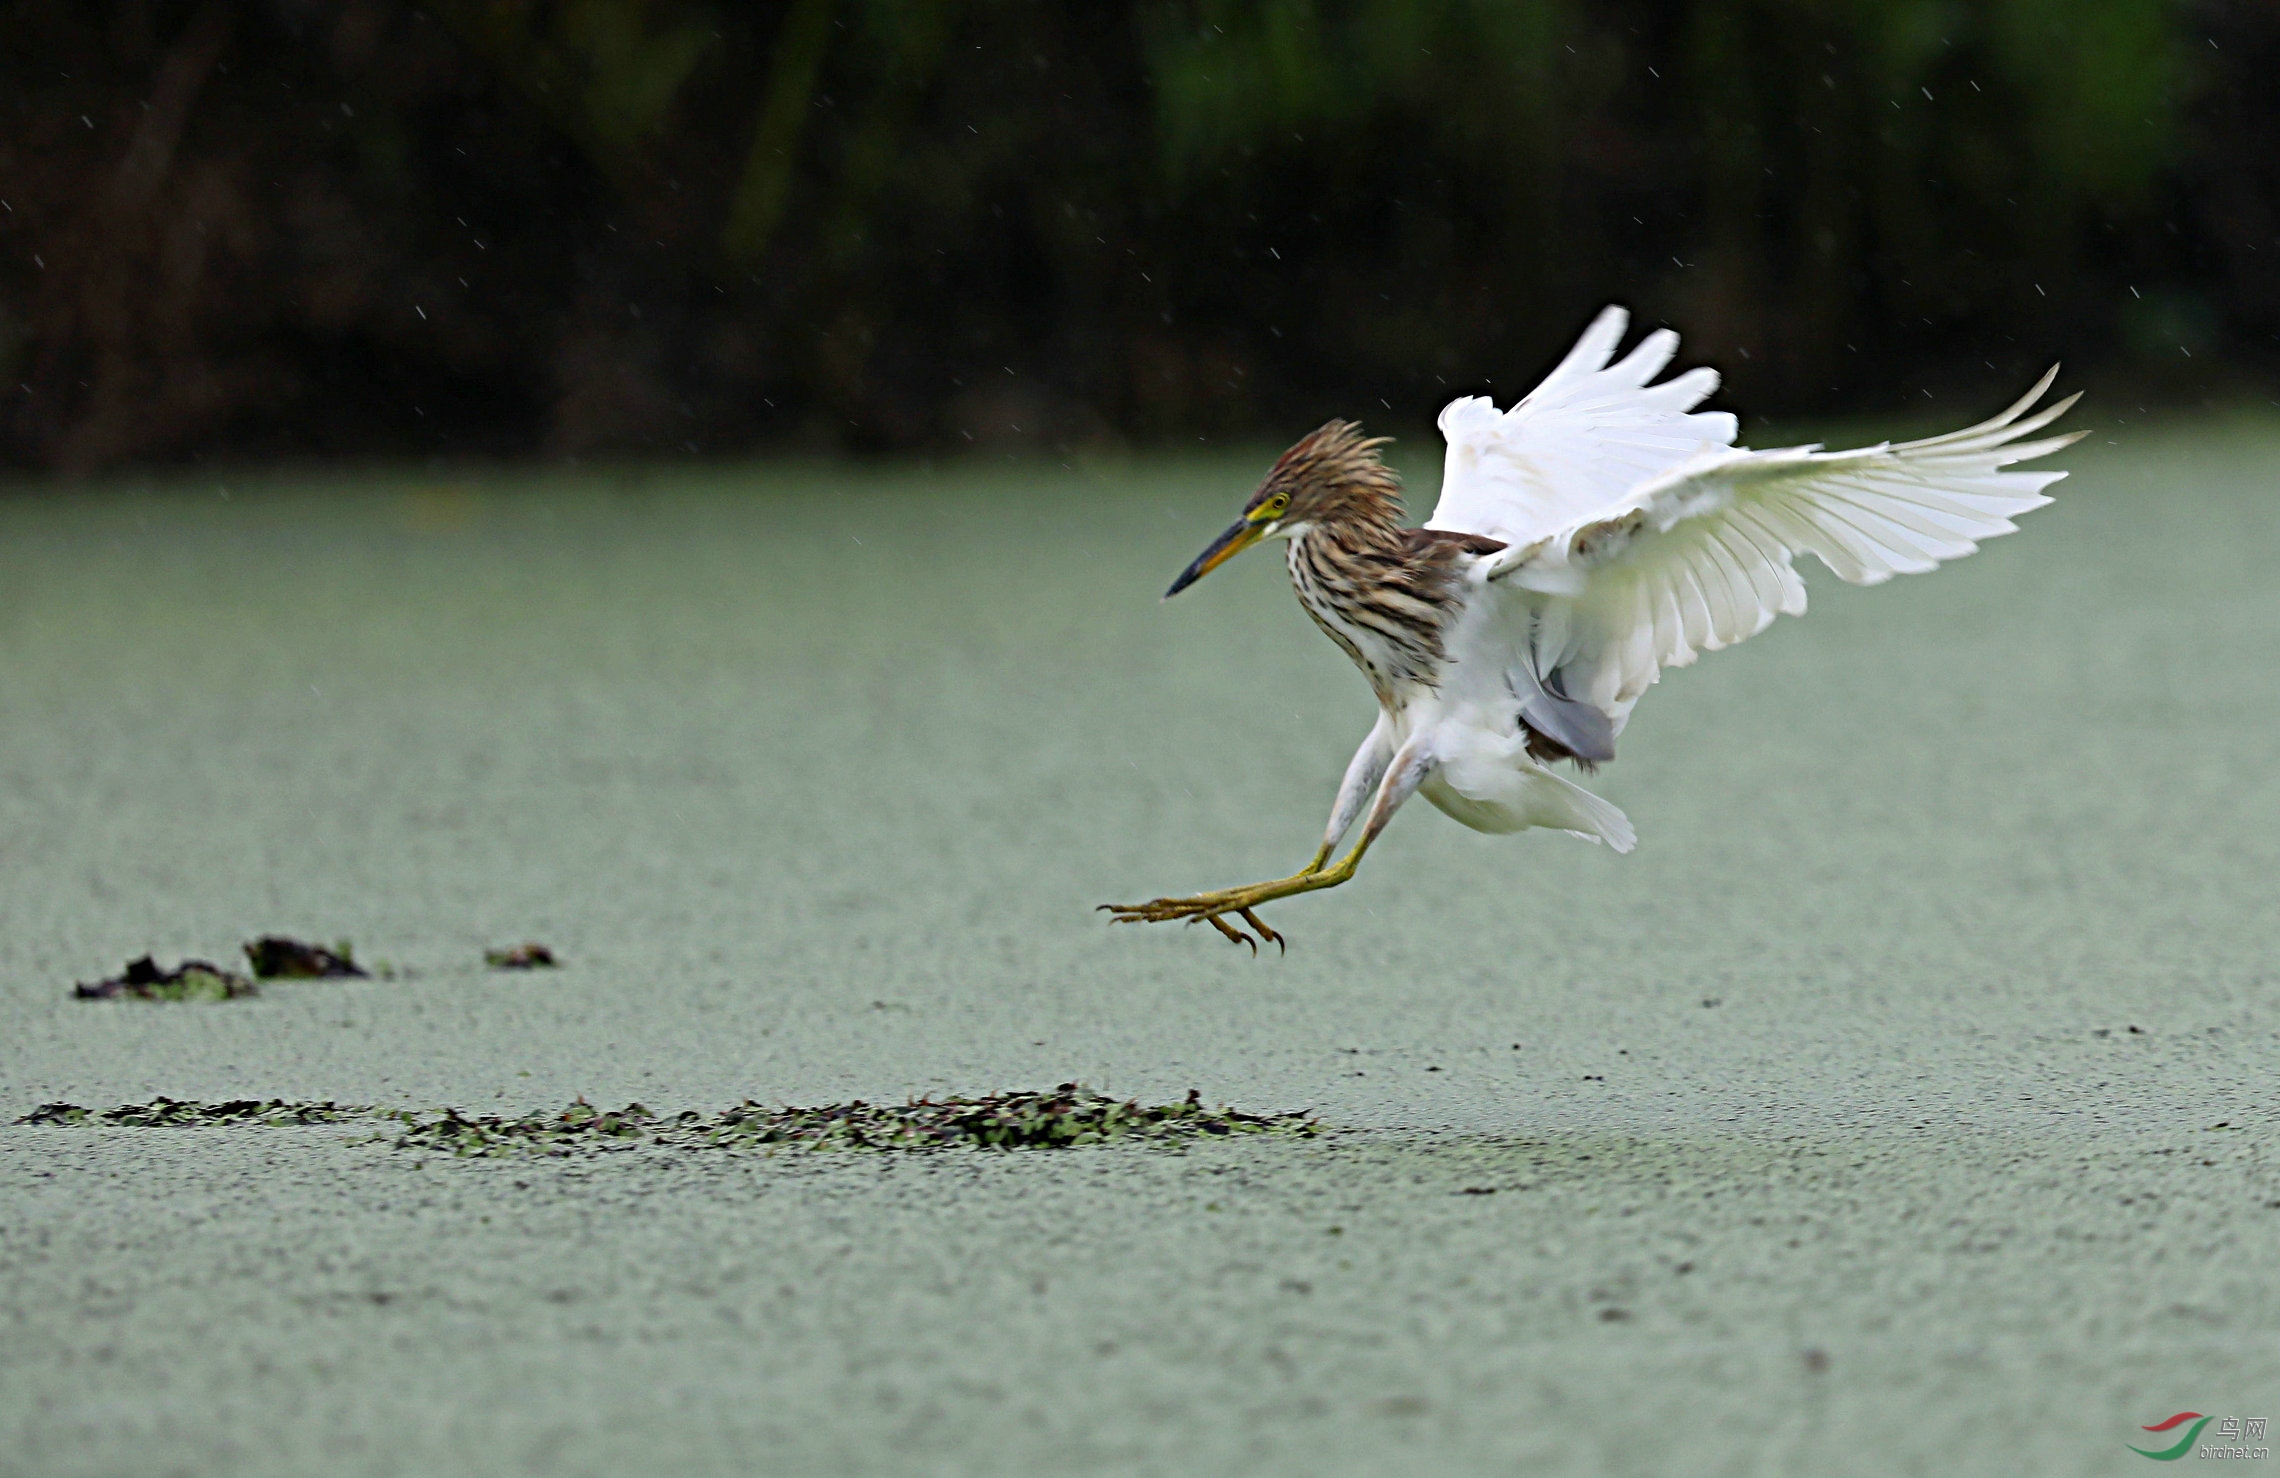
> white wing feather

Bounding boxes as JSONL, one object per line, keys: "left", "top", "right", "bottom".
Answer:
{"left": 1477, "top": 367, "right": 2083, "bottom": 737}
{"left": 1426, "top": 305, "right": 1740, "bottom": 547}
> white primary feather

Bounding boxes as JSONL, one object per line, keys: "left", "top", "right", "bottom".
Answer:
{"left": 1426, "top": 305, "right": 1740, "bottom": 547}
{"left": 1441, "top": 322, "right": 2082, "bottom": 739}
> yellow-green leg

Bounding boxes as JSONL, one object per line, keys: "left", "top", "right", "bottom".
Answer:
{"left": 1099, "top": 835, "right": 1376, "bottom": 952}
{"left": 1102, "top": 731, "right": 1430, "bottom": 951}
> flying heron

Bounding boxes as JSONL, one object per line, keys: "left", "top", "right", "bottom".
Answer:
{"left": 1103, "top": 305, "right": 2083, "bottom": 950}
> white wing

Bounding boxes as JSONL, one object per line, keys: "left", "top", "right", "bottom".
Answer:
{"left": 1426, "top": 305, "right": 1739, "bottom": 547}
{"left": 1473, "top": 370, "right": 2083, "bottom": 762}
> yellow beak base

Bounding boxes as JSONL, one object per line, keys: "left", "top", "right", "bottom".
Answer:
{"left": 1164, "top": 518, "right": 1266, "bottom": 599}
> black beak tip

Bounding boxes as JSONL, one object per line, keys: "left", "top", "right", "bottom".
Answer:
{"left": 1163, "top": 519, "right": 1249, "bottom": 602}
{"left": 1163, "top": 561, "right": 1210, "bottom": 600}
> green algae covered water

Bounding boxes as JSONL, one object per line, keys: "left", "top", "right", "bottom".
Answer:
{"left": 3, "top": 423, "right": 2277, "bottom": 1475}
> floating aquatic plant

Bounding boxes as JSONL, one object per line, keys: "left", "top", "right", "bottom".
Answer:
{"left": 483, "top": 943, "right": 558, "bottom": 969}
{"left": 73, "top": 956, "right": 257, "bottom": 1002}
{"left": 19, "top": 1097, "right": 364, "bottom": 1126}
{"left": 16, "top": 1084, "right": 1318, "bottom": 1158}
{"left": 393, "top": 1085, "right": 1315, "bottom": 1157}
{"left": 244, "top": 936, "right": 368, "bottom": 979}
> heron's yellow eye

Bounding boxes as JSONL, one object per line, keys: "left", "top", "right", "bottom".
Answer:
{"left": 1256, "top": 492, "right": 1290, "bottom": 520}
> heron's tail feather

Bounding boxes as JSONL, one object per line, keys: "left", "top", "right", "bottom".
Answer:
{"left": 1427, "top": 740, "right": 1638, "bottom": 850}
{"left": 1541, "top": 770, "right": 1636, "bottom": 853}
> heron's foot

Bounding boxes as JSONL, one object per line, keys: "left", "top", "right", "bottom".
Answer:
{"left": 1193, "top": 908, "right": 1281, "bottom": 954}
{"left": 1098, "top": 864, "right": 1347, "bottom": 952}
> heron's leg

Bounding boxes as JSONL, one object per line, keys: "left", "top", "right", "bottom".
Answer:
{"left": 1314, "top": 713, "right": 1395, "bottom": 871}
{"left": 1101, "top": 737, "right": 1432, "bottom": 945}
{"left": 1240, "top": 718, "right": 1390, "bottom": 899}
{"left": 1100, "top": 718, "right": 1390, "bottom": 940}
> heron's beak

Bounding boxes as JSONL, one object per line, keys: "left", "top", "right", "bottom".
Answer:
{"left": 1164, "top": 517, "right": 1266, "bottom": 599}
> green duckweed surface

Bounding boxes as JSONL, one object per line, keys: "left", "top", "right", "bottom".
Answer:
{"left": 4, "top": 421, "right": 2278, "bottom": 1476}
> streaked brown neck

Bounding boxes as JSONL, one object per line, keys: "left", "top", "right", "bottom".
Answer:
{"left": 1287, "top": 522, "right": 1473, "bottom": 710}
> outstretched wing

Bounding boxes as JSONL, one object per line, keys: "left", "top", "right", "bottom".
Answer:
{"left": 1474, "top": 370, "right": 2083, "bottom": 761}
{"left": 1426, "top": 305, "right": 1739, "bottom": 547}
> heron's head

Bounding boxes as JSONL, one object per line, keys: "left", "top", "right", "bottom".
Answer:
{"left": 1164, "top": 420, "right": 1399, "bottom": 598}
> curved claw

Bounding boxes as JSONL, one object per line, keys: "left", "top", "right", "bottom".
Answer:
{"left": 1236, "top": 907, "right": 1284, "bottom": 955}
{"left": 1097, "top": 896, "right": 1287, "bottom": 952}
{"left": 1200, "top": 912, "right": 1258, "bottom": 953}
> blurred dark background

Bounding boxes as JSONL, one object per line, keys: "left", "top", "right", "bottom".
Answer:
{"left": 2, "top": 0, "right": 2272, "bottom": 473}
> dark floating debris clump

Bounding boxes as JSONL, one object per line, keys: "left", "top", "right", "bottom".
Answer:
{"left": 73, "top": 935, "right": 375, "bottom": 1000}
{"left": 74, "top": 956, "right": 257, "bottom": 1002}
{"left": 17, "top": 1085, "right": 1319, "bottom": 1158}
{"left": 20, "top": 1097, "right": 365, "bottom": 1126}
{"left": 395, "top": 1085, "right": 1316, "bottom": 1157}
{"left": 484, "top": 943, "right": 557, "bottom": 969}
{"left": 244, "top": 936, "right": 369, "bottom": 979}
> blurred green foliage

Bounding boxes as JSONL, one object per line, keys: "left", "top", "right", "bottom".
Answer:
{"left": 0, "top": 0, "right": 2266, "bottom": 470}
{"left": 426, "top": 0, "right": 719, "bottom": 171}
{"left": 1144, "top": 1, "right": 1568, "bottom": 178}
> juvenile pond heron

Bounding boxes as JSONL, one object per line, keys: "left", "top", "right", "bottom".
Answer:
{"left": 1103, "top": 305, "right": 2083, "bottom": 950}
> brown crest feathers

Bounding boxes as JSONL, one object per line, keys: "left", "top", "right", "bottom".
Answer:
{"left": 1255, "top": 419, "right": 1405, "bottom": 532}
